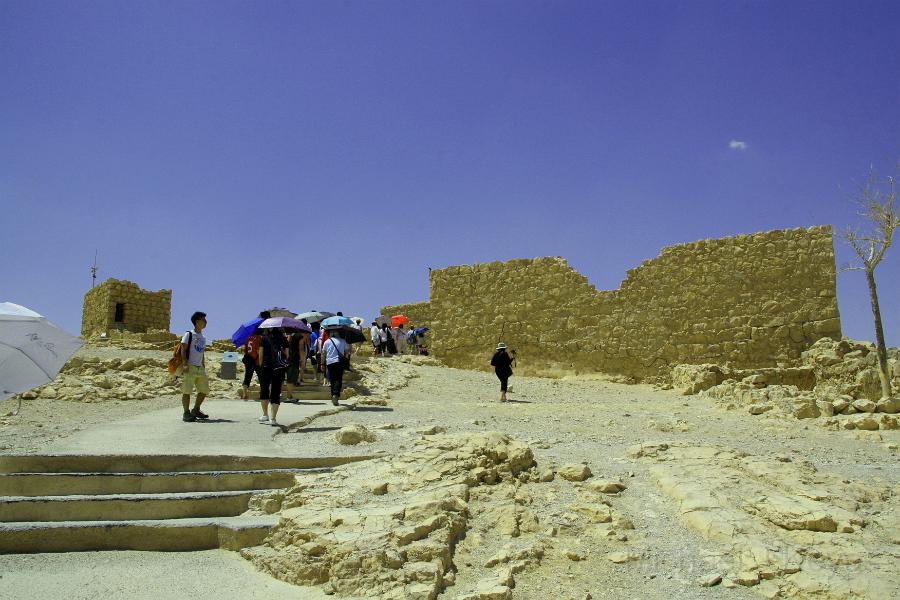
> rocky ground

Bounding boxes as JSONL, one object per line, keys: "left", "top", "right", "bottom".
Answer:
{"left": 1, "top": 345, "right": 898, "bottom": 599}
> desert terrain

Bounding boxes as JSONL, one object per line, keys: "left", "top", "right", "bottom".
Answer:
{"left": 0, "top": 342, "right": 897, "bottom": 600}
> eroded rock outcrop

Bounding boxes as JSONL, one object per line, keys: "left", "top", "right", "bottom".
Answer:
{"left": 241, "top": 432, "right": 536, "bottom": 598}
{"left": 629, "top": 442, "right": 899, "bottom": 599}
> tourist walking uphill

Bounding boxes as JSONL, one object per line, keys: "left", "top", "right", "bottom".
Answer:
{"left": 370, "top": 322, "right": 382, "bottom": 356}
{"left": 241, "top": 329, "right": 261, "bottom": 400}
{"left": 258, "top": 327, "right": 288, "bottom": 426}
{"left": 181, "top": 311, "right": 210, "bottom": 421}
{"left": 490, "top": 342, "right": 515, "bottom": 402}
{"left": 322, "top": 331, "right": 350, "bottom": 406}
{"left": 240, "top": 310, "right": 269, "bottom": 400}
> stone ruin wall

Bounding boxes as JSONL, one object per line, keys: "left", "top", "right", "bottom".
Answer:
{"left": 81, "top": 279, "right": 172, "bottom": 337}
{"left": 382, "top": 226, "right": 842, "bottom": 379}
{"left": 379, "top": 301, "right": 432, "bottom": 333}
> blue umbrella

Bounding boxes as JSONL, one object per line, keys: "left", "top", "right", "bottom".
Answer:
{"left": 231, "top": 317, "right": 263, "bottom": 348}
{"left": 320, "top": 316, "right": 354, "bottom": 328}
{"left": 414, "top": 327, "right": 430, "bottom": 335}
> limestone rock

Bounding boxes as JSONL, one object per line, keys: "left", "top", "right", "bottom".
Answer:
{"left": 876, "top": 396, "right": 900, "bottom": 414}
{"left": 815, "top": 400, "right": 834, "bottom": 417}
{"left": 558, "top": 464, "right": 592, "bottom": 481}
{"left": 879, "top": 414, "right": 899, "bottom": 430}
{"left": 791, "top": 397, "right": 820, "bottom": 419}
{"left": 748, "top": 404, "right": 773, "bottom": 415}
{"left": 672, "top": 364, "right": 724, "bottom": 395}
{"left": 588, "top": 480, "right": 626, "bottom": 494}
{"left": 849, "top": 415, "right": 880, "bottom": 431}
{"left": 831, "top": 397, "right": 850, "bottom": 413}
{"left": 743, "top": 373, "right": 768, "bottom": 387}
{"left": 335, "top": 424, "right": 376, "bottom": 445}
{"left": 417, "top": 425, "right": 447, "bottom": 435}
{"left": 852, "top": 398, "right": 876, "bottom": 413}
{"left": 605, "top": 551, "right": 639, "bottom": 564}
{"left": 458, "top": 583, "right": 512, "bottom": 600}
{"left": 564, "top": 548, "right": 586, "bottom": 561}
{"left": 699, "top": 574, "right": 722, "bottom": 587}
{"left": 733, "top": 571, "right": 761, "bottom": 586}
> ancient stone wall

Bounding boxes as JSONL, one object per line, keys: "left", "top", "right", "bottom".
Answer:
{"left": 382, "top": 226, "right": 841, "bottom": 379}
{"left": 81, "top": 279, "right": 171, "bottom": 336}
{"left": 379, "top": 301, "right": 431, "bottom": 331}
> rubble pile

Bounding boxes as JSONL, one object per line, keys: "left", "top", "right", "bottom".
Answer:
{"left": 17, "top": 354, "right": 239, "bottom": 402}
{"left": 674, "top": 338, "right": 900, "bottom": 430}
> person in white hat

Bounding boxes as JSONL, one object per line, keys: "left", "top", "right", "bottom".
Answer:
{"left": 490, "top": 342, "right": 514, "bottom": 402}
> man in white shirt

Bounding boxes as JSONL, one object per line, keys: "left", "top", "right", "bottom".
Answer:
{"left": 370, "top": 322, "right": 382, "bottom": 356}
{"left": 323, "top": 332, "right": 349, "bottom": 405}
{"left": 181, "top": 311, "right": 209, "bottom": 422}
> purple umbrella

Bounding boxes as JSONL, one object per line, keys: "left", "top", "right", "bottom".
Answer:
{"left": 258, "top": 317, "right": 311, "bottom": 333}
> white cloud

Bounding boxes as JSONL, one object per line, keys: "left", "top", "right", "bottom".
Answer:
{"left": 729, "top": 139, "right": 748, "bottom": 150}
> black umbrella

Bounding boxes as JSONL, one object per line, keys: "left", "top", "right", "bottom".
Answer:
{"left": 324, "top": 325, "right": 366, "bottom": 344}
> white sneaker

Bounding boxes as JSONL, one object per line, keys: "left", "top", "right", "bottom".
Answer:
{"left": 258, "top": 415, "right": 269, "bottom": 423}
{"left": 270, "top": 420, "right": 279, "bottom": 427}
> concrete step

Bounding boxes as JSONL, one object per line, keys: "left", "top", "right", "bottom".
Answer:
{"left": 0, "top": 469, "right": 309, "bottom": 497}
{"left": 0, "top": 453, "right": 376, "bottom": 554}
{"left": 1, "top": 489, "right": 265, "bottom": 522}
{"left": 0, "top": 515, "right": 278, "bottom": 553}
{"left": 0, "top": 454, "right": 372, "bottom": 474}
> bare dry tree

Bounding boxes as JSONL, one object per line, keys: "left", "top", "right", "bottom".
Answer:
{"left": 839, "top": 165, "right": 898, "bottom": 399}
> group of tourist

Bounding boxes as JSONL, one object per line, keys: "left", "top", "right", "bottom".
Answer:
{"left": 176, "top": 309, "right": 511, "bottom": 425}
{"left": 368, "top": 322, "right": 427, "bottom": 357}
{"left": 177, "top": 309, "right": 356, "bottom": 425}
{"left": 240, "top": 311, "right": 355, "bottom": 426}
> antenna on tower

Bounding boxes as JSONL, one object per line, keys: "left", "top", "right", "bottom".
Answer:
{"left": 91, "top": 250, "right": 98, "bottom": 288}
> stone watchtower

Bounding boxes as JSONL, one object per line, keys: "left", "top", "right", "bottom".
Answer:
{"left": 81, "top": 279, "right": 172, "bottom": 336}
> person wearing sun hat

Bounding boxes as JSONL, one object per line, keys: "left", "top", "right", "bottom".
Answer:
{"left": 490, "top": 341, "right": 515, "bottom": 402}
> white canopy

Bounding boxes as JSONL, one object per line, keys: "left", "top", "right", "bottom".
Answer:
{"left": 1, "top": 302, "right": 84, "bottom": 403}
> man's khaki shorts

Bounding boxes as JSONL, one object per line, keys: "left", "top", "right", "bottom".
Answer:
{"left": 181, "top": 364, "right": 210, "bottom": 395}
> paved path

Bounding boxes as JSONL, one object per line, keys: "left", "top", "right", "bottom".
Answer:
{"left": 46, "top": 397, "right": 352, "bottom": 456}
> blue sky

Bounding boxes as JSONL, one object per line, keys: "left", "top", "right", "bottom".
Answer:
{"left": 2, "top": 1, "right": 898, "bottom": 345}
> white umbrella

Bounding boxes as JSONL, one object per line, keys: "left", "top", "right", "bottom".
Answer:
{"left": 1, "top": 302, "right": 84, "bottom": 415}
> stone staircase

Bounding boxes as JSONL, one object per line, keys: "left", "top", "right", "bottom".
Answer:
{"left": 0, "top": 454, "right": 369, "bottom": 553}
{"left": 244, "top": 362, "right": 364, "bottom": 401}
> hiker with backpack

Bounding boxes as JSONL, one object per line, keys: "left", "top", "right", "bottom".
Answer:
{"left": 257, "top": 327, "right": 288, "bottom": 426}
{"left": 180, "top": 311, "right": 210, "bottom": 422}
